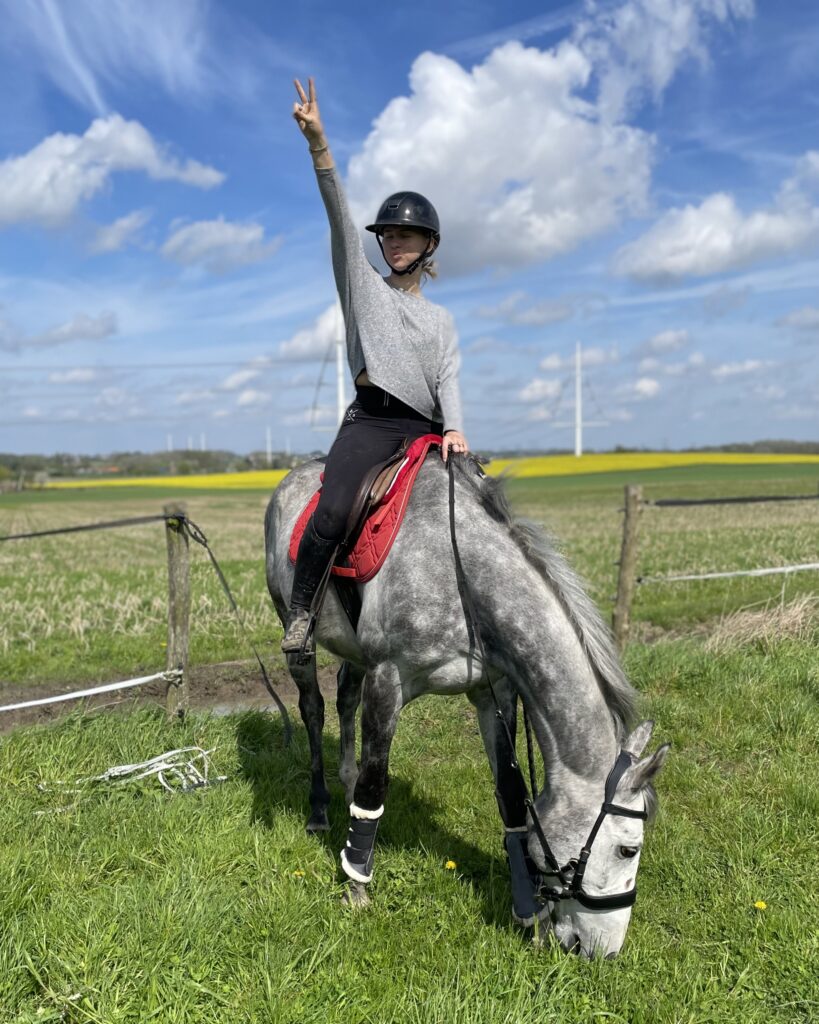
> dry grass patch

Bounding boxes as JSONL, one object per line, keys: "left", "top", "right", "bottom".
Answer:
{"left": 705, "top": 594, "right": 819, "bottom": 654}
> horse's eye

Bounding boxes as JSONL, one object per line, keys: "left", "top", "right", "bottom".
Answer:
{"left": 618, "top": 845, "right": 639, "bottom": 859}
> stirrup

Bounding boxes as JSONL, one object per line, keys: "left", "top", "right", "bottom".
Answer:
{"left": 281, "top": 608, "right": 314, "bottom": 656}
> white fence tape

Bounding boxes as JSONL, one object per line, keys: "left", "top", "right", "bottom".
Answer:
{"left": 638, "top": 561, "right": 819, "bottom": 585}
{"left": 0, "top": 669, "right": 181, "bottom": 715}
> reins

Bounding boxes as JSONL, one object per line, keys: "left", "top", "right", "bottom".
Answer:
{"left": 446, "top": 456, "right": 646, "bottom": 910}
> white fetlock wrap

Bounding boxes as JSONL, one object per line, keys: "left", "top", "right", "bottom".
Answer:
{"left": 505, "top": 825, "right": 528, "bottom": 833}
{"left": 349, "top": 803, "right": 384, "bottom": 820}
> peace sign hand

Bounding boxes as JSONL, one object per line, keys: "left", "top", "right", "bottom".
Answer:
{"left": 292, "top": 77, "right": 325, "bottom": 146}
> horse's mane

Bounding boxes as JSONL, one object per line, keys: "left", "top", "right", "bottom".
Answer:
{"left": 453, "top": 456, "right": 637, "bottom": 738}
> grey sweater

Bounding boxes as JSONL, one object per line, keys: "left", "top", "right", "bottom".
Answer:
{"left": 316, "top": 166, "right": 463, "bottom": 433}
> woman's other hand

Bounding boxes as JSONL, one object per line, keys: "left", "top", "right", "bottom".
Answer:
{"left": 442, "top": 430, "right": 469, "bottom": 462}
{"left": 293, "top": 77, "right": 325, "bottom": 146}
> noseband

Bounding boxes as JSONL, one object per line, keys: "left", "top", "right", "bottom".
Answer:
{"left": 447, "top": 459, "right": 647, "bottom": 914}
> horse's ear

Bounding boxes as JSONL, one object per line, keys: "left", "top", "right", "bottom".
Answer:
{"left": 622, "top": 743, "right": 671, "bottom": 792}
{"left": 623, "top": 720, "right": 654, "bottom": 758}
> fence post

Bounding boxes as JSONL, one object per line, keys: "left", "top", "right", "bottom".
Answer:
{"left": 613, "top": 484, "right": 642, "bottom": 652}
{"left": 164, "top": 503, "right": 190, "bottom": 719}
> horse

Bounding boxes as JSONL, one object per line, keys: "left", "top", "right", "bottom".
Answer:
{"left": 264, "top": 452, "right": 669, "bottom": 958}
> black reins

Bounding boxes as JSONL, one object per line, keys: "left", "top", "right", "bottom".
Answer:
{"left": 447, "top": 456, "right": 647, "bottom": 911}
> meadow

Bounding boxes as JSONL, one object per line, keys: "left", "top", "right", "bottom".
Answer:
{"left": 0, "top": 458, "right": 817, "bottom": 1022}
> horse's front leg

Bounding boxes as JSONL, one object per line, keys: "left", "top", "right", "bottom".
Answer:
{"left": 286, "top": 651, "right": 331, "bottom": 833}
{"left": 336, "top": 660, "right": 364, "bottom": 807}
{"left": 340, "top": 661, "right": 402, "bottom": 899}
{"left": 470, "top": 679, "right": 548, "bottom": 931}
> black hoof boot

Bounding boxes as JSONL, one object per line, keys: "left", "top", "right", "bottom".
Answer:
{"left": 340, "top": 803, "right": 383, "bottom": 883}
{"left": 505, "top": 829, "right": 548, "bottom": 928}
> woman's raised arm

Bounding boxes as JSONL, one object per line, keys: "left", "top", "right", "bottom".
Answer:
{"left": 293, "top": 77, "right": 334, "bottom": 171}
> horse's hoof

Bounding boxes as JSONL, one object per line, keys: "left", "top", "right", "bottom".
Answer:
{"left": 341, "top": 881, "right": 371, "bottom": 909}
{"left": 306, "top": 813, "right": 330, "bottom": 834}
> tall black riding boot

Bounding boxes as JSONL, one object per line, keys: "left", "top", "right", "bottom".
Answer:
{"left": 281, "top": 516, "right": 339, "bottom": 654}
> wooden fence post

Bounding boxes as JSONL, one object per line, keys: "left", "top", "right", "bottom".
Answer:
{"left": 612, "top": 485, "right": 642, "bottom": 652}
{"left": 164, "top": 503, "right": 190, "bottom": 719}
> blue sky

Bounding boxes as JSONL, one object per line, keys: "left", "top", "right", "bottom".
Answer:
{"left": 1, "top": 0, "right": 817, "bottom": 455}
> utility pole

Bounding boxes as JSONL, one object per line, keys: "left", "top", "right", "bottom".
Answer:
{"left": 199, "top": 432, "right": 206, "bottom": 452}
{"left": 574, "top": 341, "right": 582, "bottom": 458}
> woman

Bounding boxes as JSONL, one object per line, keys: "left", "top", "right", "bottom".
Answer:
{"left": 283, "top": 77, "right": 469, "bottom": 653}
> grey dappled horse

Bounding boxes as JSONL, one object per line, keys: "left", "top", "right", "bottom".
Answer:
{"left": 265, "top": 453, "right": 669, "bottom": 958}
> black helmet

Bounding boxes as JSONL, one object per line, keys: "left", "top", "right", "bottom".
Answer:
{"left": 366, "top": 191, "right": 440, "bottom": 242}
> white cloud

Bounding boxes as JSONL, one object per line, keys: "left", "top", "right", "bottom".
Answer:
{"left": 615, "top": 150, "right": 819, "bottom": 282}
{"left": 162, "top": 218, "right": 280, "bottom": 274}
{"left": 347, "top": 42, "right": 652, "bottom": 276}
{"left": 221, "top": 368, "right": 260, "bottom": 391}
{"left": 711, "top": 359, "right": 774, "bottom": 379}
{"left": 538, "top": 346, "right": 618, "bottom": 371}
{"left": 2, "top": 0, "right": 295, "bottom": 114}
{"left": 575, "top": 0, "right": 754, "bottom": 121}
{"left": 519, "top": 377, "right": 562, "bottom": 403}
{"left": 0, "top": 310, "right": 117, "bottom": 352}
{"left": 0, "top": 115, "right": 223, "bottom": 228}
{"left": 778, "top": 305, "right": 819, "bottom": 330}
{"left": 237, "top": 389, "right": 269, "bottom": 407}
{"left": 176, "top": 389, "right": 215, "bottom": 406}
{"left": 346, "top": 3, "right": 752, "bottom": 275}
{"left": 645, "top": 329, "right": 688, "bottom": 353}
{"left": 90, "top": 209, "right": 151, "bottom": 253}
{"left": 278, "top": 303, "right": 341, "bottom": 362}
{"left": 48, "top": 368, "right": 100, "bottom": 384}
{"left": 752, "top": 384, "right": 786, "bottom": 400}
{"left": 634, "top": 377, "right": 660, "bottom": 397}
{"left": 477, "top": 291, "right": 573, "bottom": 326}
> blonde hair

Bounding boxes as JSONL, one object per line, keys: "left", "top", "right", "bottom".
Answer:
{"left": 422, "top": 258, "right": 438, "bottom": 283}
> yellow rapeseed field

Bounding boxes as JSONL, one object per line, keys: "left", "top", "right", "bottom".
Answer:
{"left": 46, "top": 451, "right": 819, "bottom": 490}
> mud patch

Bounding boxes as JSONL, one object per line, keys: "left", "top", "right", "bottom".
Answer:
{"left": 0, "top": 660, "right": 340, "bottom": 734}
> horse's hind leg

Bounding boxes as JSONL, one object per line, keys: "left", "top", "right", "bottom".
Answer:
{"left": 287, "top": 652, "right": 331, "bottom": 833}
{"left": 337, "top": 661, "right": 364, "bottom": 807}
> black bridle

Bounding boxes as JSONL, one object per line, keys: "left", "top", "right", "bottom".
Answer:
{"left": 447, "top": 457, "right": 647, "bottom": 913}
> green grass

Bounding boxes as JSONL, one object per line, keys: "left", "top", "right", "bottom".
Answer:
{"left": 1, "top": 636, "right": 817, "bottom": 1022}
{"left": 1, "top": 465, "right": 817, "bottom": 1021}
{"left": 1, "top": 464, "right": 816, "bottom": 687}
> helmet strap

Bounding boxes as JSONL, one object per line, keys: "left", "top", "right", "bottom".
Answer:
{"left": 377, "top": 234, "right": 436, "bottom": 277}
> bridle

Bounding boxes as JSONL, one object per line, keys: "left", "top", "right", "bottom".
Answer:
{"left": 447, "top": 457, "right": 647, "bottom": 914}
{"left": 532, "top": 748, "right": 647, "bottom": 911}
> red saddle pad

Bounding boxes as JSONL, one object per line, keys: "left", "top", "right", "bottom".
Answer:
{"left": 289, "top": 433, "right": 442, "bottom": 583}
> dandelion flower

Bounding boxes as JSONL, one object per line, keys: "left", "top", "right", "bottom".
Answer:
{"left": 293, "top": 869, "right": 305, "bottom": 878}
{"left": 754, "top": 900, "right": 767, "bottom": 910}
{"left": 445, "top": 860, "right": 457, "bottom": 870}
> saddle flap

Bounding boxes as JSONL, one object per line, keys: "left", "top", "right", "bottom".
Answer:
{"left": 343, "top": 438, "right": 410, "bottom": 543}
{"left": 289, "top": 433, "right": 442, "bottom": 584}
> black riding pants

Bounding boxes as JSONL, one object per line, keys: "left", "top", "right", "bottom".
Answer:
{"left": 312, "top": 386, "right": 442, "bottom": 543}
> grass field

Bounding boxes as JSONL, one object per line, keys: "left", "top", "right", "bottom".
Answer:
{"left": 1, "top": 461, "right": 816, "bottom": 686}
{"left": 1, "top": 461, "right": 817, "bottom": 1022}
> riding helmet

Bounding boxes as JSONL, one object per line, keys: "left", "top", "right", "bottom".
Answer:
{"left": 366, "top": 191, "right": 440, "bottom": 242}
